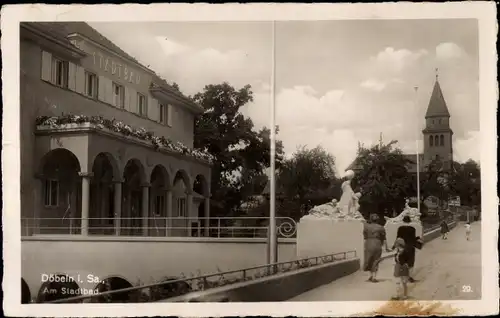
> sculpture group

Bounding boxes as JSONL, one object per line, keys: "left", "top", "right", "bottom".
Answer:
{"left": 384, "top": 199, "right": 422, "bottom": 224}
{"left": 303, "top": 170, "right": 421, "bottom": 223}
{"left": 304, "top": 170, "right": 365, "bottom": 221}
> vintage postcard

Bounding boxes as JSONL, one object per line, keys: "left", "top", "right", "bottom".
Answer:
{"left": 2, "top": 2, "right": 498, "bottom": 317}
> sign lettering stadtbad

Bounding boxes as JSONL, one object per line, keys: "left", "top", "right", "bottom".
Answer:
{"left": 92, "top": 52, "right": 141, "bottom": 85}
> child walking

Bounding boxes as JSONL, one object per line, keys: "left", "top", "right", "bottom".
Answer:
{"left": 391, "top": 238, "right": 410, "bottom": 300}
{"left": 465, "top": 222, "right": 472, "bottom": 241}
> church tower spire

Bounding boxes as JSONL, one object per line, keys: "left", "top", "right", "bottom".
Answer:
{"left": 425, "top": 69, "right": 451, "bottom": 118}
{"left": 422, "top": 72, "right": 454, "bottom": 171}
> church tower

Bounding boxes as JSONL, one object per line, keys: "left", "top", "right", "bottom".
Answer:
{"left": 422, "top": 72, "right": 453, "bottom": 171}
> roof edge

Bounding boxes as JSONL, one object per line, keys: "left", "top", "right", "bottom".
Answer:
{"left": 21, "top": 23, "right": 87, "bottom": 58}
{"left": 150, "top": 86, "right": 204, "bottom": 114}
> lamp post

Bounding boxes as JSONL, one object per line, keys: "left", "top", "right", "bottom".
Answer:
{"left": 268, "top": 20, "right": 278, "bottom": 269}
{"left": 414, "top": 86, "right": 421, "bottom": 214}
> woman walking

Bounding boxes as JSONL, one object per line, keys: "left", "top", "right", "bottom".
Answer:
{"left": 440, "top": 219, "right": 449, "bottom": 240}
{"left": 363, "top": 214, "right": 390, "bottom": 283}
{"left": 395, "top": 216, "right": 418, "bottom": 283}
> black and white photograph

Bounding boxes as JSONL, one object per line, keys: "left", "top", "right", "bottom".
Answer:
{"left": 2, "top": 3, "right": 498, "bottom": 317}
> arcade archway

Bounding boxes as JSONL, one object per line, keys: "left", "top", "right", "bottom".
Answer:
{"left": 171, "top": 170, "right": 191, "bottom": 236}
{"left": 38, "top": 148, "right": 81, "bottom": 234}
{"left": 90, "top": 153, "right": 119, "bottom": 235}
{"left": 121, "top": 159, "right": 146, "bottom": 236}
{"left": 193, "top": 174, "right": 210, "bottom": 237}
{"left": 149, "top": 165, "right": 171, "bottom": 236}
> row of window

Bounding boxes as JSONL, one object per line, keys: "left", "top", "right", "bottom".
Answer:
{"left": 44, "top": 179, "right": 187, "bottom": 217}
{"left": 429, "top": 134, "right": 446, "bottom": 147}
{"left": 45, "top": 52, "right": 172, "bottom": 127}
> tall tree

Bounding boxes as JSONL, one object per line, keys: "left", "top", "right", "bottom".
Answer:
{"left": 449, "top": 159, "right": 481, "bottom": 207}
{"left": 192, "top": 82, "right": 284, "bottom": 217}
{"left": 418, "top": 157, "right": 450, "bottom": 206}
{"left": 352, "top": 140, "right": 413, "bottom": 218}
{"left": 278, "top": 146, "right": 340, "bottom": 219}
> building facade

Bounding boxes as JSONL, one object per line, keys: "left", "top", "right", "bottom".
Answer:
{"left": 20, "top": 22, "right": 212, "bottom": 238}
{"left": 348, "top": 75, "right": 454, "bottom": 174}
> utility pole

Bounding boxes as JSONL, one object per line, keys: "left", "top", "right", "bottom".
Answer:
{"left": 414, "top": 86, "right": 421, "bottom": 214}
{"left": 268, "top": 20, "right": 278, "bottom": 270}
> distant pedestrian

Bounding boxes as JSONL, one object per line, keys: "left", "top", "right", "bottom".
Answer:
{"left": 394, "top": 216, "right": 419, "bottom": 283}
{"left": 465, "top": 222, "right": 472, "bottom": 241}
{"left": 363, "top": 214, "right": 391, "bottom": 283}
{"left": 440, "top": 220, "right": 449, "bottom": 240}
{"left": 391, "top": 238, "right": 410, "bottom": 300}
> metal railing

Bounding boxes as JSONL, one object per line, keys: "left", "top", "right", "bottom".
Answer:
{"left": 21, "top": 216, "right": 298, "bottom": 239}
{"left": 422, "top": 219, "right": 456, "bottom": 234}
{"left": 43, "top": 250, "right": 356, "bottom": 304}
{"left": 22, "top": 216, "right": 455, "bottom": 239}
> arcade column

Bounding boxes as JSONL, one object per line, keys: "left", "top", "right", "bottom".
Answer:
{"left": 78, "top": 172, "right": 93, "bottom": 236}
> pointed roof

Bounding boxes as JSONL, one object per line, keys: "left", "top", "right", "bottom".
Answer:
{"left": 425, "top": 78, "right": 451, "bottom": 118}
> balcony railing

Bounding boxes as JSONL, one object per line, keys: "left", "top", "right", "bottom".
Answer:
{"left": 21, "top": 216, "right": 298, "bottom": 239}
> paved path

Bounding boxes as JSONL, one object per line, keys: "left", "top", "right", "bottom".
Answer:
{"left": 291, "top": 222, "right": 481, "bottom": 301}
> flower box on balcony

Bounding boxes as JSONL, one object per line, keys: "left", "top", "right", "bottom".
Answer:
{"left": 35, "top": 115, "right": 214, "bottom": 164}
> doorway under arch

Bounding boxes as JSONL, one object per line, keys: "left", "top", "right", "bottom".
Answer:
{"left": 193, "top": 174, "right": 210, "bottom": 237}
{"left": 149, "top": 165, "right": 170, "bottom": 236}
{"left": 121, "top": 159, "right": 146, "bottom": 236}
{"left": 171, "top": 170, "right": 192, "bottom": 236}
{"left": 90, "top": 153, "right": 119, "bottom": 235}
{"left": 38, "top": 148, "right": 81, "bottom": 234}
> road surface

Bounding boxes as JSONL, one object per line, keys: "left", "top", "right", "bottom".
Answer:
{"left": 290, "top": 222, "right": 481, "bottom": 301}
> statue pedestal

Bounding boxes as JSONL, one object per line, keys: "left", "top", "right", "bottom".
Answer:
{"left": 384, "top": 222, "right": 423, "bottom": 247}
{"left": 296, "top": 217, "right": 365, "bottom": 266}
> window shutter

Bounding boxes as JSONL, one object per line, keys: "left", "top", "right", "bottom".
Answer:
{"left": 167, "top": 104, "right": 173, "bottom": 127}
{"left": 98, "top": 75, "right": 107, "bottom": 102}
{"left": 75, "top": 66, "right": 85, "bottom": 94}
{"left": 140, "top": 95, "right": 148, "bottom": 116}
{"left": 124, "top": 86, "right": 131, "bottom": 111}
{"left": 103, "top": 79, "right": 110, "bottom": 104}
{"left": 148, "top": 96, "right": 159, "bottom": 121}
{"left": 68, "top": 62, "right": 77, "bottom": 91}
{"left": 41, "top": 51, "right": 52, "bottom": 82}
{"left": 128, "top": 88, "right": 137, "bottom": 113}
{"left": 105, "top": 79, "right": 114, "bottom": 105}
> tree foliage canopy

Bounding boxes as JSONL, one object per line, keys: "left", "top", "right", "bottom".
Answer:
{"left": 192, "top": 82, "right": 284, "bottom": 217}
{"left": 352, "top": 140, "right": 413, "bottom": 217}
{"left": 414, "top": 157, "right": 449, "bottom": 204}
{"left": 278, "top": 146, "right": 341, "bottom": 219}
{"left": 449, "top": 159, "right": 481, "bottom": 207}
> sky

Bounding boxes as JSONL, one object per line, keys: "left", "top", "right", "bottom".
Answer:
{"left": 91, "top": 19, "right": 479, "bottom": 174}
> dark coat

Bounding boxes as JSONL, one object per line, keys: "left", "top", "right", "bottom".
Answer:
{"left": 396, "top": 225, "right": 417, "bottom": 267}
{"left": 440, "top": 221, "right": 449, "bottom": 233}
